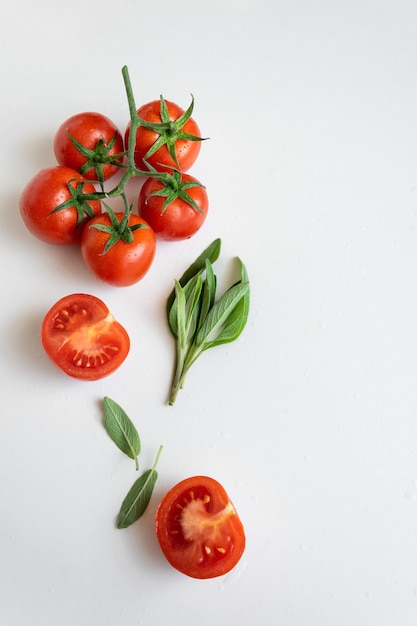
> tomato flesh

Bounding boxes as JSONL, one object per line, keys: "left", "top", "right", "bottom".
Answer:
{"left": 155, "top": 476, "right": 245, "bottom": 579}
{"left": 41, "top": 294, "right": 130, "bottom": 380}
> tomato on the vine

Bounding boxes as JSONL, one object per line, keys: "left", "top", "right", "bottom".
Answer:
{"left": 41, "top": 293, "right": 130, "bottom": 381}
{"left": 155, "top": 476, "right": 246, "bottom": 579}
{"left": 53, "top": 112, "right": 125, "bottom": 183}
{"left": 81, "top": 210, "right": 156, "bottom": 287}
{"left": 125, "top": 96, "right": 203, "bottom": 173}
{"left": 138, "top": 172, "right": 208, "bottom": 241}
{"left": 19, "top": 166, "right": 102, "bottom": 245}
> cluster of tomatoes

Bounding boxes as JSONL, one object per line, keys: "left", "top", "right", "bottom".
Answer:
{"left": 19, "top": 96, "right": 208, "bottom": 287}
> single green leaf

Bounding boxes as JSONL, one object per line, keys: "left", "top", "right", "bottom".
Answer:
{"left": 168, "top": 273, "right": 200, "bottom": 338}
{"left": 195, "top": 282, "right": 250, "bottom": 348}
{"left": 197, "top": 259, "right": 216, "bottom": 332}
{"left": 117, "top": 446, "right": 163, "bottom": 529}
{"left": 103, "top": 397, "right": 141, "bottom": 470}
{"left": 166, "top": 238, "right": 221, "bottom": 314}
{"left": 202, "top": 258, "right": 250, "bottom": 350}
{"left": 185, "top": 273, "right": 203, "bottom": 343}
{"left": 174, "top": 280, "right": 188, "bottom": 350}
{"left": 117, "top": 469, "right": 158, "bottom": 529}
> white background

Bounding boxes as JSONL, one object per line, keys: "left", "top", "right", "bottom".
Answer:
{"left": 1, "top": 1, "right": 417, "bottom": 624}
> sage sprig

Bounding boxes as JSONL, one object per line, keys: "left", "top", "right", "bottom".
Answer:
{"left": 167, "top": 239, "right": 250, "bottom": 405}
{"left": 102, "top": 397, "right": 162, "bottom": 528}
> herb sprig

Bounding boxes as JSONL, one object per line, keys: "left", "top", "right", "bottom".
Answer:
{"left": 102, "top": 397, "right": 162, "bottom": 528}
{"left": 166, "top": 239, "right": 250, "bottom": 405}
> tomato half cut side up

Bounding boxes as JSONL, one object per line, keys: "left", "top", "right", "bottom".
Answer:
{"left": 155, "top": 476, "right": 246, "bottom": 579}
{"left": 41, "top": 294, "right": 130, "bottom": 381}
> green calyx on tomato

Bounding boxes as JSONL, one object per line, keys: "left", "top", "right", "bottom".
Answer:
{"left": 48, "top": 177, "right": 101, "bottom": 230}
{"left": 136, "top": 95, "right": 205, "bottom": 169}
{"left": 144, "top": 168, "right": 206, "bottom": 215}
{"left": 89, "top": 204, "right": 150, "bottom": 255}
{"left": 67, "top": 131, "right": 127, "bottom": 186}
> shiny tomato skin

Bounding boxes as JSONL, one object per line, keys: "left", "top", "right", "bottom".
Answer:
{"left": 155, "top": 476, "right": 246, "bottom": 579}
{"left": 41, "top": 293, "right": 130, "bottom": 381}
{"left": 126, "top": 99, "right": 201, "bottom": 172}
{"left": 81, "top": 213, "right": 156, "bottom": 287}
{"left": 53, "top": 112, "right": 125, "bottom": 181}
{"left": 138, "top": 174, "right": 208, "bottom": 241}
{"left": 19, "top": 166, "right": 101, "bottom": 245}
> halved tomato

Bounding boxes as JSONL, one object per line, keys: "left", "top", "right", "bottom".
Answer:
{"left": 41, "top": 293, "right": 130, "bottom": 381}
{"left": 155, "top": 476, "right": 246, "bottom": 579}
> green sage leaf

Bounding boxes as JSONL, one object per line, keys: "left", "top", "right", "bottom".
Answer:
{"left": 202, "top": 258, "right": 250, "bottom": 350}
{"left": 166, "top": 238, "right": 221, "bottom": 315}
{"left": 174, "top": 280, "right": 187, "bottom": 350}
{"left": 117, "top": 446, "right": 163, "bottom": 529}
{"left": 168, "top": 273, "right": 200, "bottom": 338}
{"left": 103, "top": 397, "right": 141, "bottom": 470}
{"left": 185, "top": 273, "right": 203, "bottom": 342}
{"left": 197, "top": 259, "right": 217, "bottom": 332}
{"left": 117, "top": 469, "right": 158, "bottom": 529}
{"left": 195, "top": 281, "right": 250, "bottom": 348}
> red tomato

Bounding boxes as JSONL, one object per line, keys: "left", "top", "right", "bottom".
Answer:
{"left": 81, "top": 212, "right": 156, "bottom": 287}
{"left": 155, "top": 476, "right": 246, "bottom": 579}
{"left": 41, "top": 293, "right": 130, "bottom": 380}
{"left": 138, "top": 173, "right": 208, "bottom": 241}
{"left": 53, "top": 112, "right": 125, "bottom": 182}
{"left": 125, "top": 97, "right": 202, "bottom": 173}
{"left": 19, "top": 166, "right": 102, "bottom": 245}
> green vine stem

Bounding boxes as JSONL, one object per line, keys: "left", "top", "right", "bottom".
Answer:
{"left": 56, "top": 65, "right": 167, "bottom": 214}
